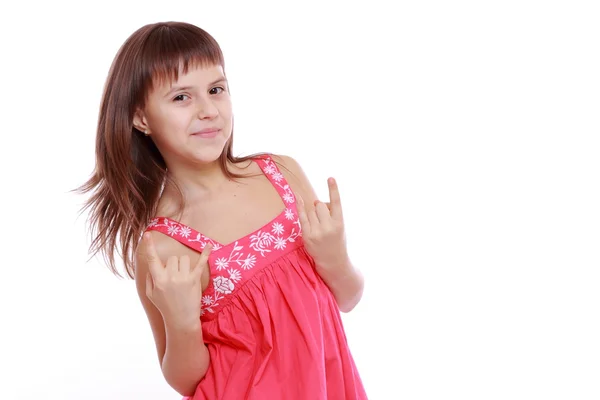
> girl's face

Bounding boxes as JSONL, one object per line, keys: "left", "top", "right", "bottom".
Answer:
{"left": 134, "top": 63, "right": 233, "bottom": 167}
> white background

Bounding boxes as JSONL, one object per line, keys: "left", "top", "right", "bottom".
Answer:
{"left": 1, "top": 0, "right": 599, "bottom": 399}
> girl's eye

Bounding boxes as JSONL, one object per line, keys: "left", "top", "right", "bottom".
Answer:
{"left": 210, "top": 87, "right": 225, "bottom": 95}
{"left": 173, "top": 94, "right": 190, "bottom": 102}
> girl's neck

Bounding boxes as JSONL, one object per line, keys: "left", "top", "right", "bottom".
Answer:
{"left": 164, "top": 159, "right": 232, "bottom": 196}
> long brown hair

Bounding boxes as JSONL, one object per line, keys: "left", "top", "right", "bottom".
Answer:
{"left": 76, "top": 21, "right": 266, "bottom": 279}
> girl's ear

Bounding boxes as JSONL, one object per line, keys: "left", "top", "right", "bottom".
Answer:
{"left": 133, "top": 110, "right": 150, "bottom": 134}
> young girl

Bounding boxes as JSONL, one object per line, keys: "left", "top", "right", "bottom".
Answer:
{"left": 78, "top": 21, "right": 367, "bottom": 399}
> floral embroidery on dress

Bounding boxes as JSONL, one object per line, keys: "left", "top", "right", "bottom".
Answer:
{"left": 145, "top": 156, "right": 303, "bottom": 317}
{"left": 147, "top": 218, "right": 223, "bottom": 251}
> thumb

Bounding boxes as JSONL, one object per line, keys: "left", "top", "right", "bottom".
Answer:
{"left": 195, "top": 243, "right": 213, "bottom": 273}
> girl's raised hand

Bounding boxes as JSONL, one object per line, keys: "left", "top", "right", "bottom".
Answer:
{"left": 143, "top": 233, "right": 212, "bottom": 329}
{"left": 296, "top": 178, "right": 349, "bottom": 271}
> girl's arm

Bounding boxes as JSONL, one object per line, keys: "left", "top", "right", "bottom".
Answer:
{"left": 134, "top": 237, "right": 210, "bottom": 397}
{"left": 275, "top": 154, "right": 365, "bottom": 312}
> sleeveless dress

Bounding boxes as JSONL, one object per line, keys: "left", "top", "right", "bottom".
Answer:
{"left": 145, "top": 156, "right": 367, "bottom": 400}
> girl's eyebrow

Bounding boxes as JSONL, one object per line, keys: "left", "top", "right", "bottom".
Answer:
{"left": 164, "top": 78, "right": 228, "bottom": 98}
{"left": 164, "top": 86, "right": 193, "bottom": 97}
{"left": 210, "top": 77, "right": 228, "bottom": 85}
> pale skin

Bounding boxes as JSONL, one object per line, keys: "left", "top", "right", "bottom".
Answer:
{"left": 132, "top": 63, "right": 364, "bottom": 396}
{"left": 296, "top": 176, "right": 365, "bottom": 313}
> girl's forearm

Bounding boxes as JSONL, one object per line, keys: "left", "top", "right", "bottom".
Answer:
{"left": 161, "top": 320, "right": 210, "bottom": 397}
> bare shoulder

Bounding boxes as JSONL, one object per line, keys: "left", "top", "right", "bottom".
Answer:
{"left": 271, "top": 154, "right": 319, "bottom": 203}
{"left": 271, "top": 154, "right": 300, "bottom": 172}
{"left": 271, "top": 154, "right": 304, "bottom": 185}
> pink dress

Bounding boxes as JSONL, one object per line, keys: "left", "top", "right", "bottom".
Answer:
{"left": 145, "top": 156, "right": 367, "bottom": 400}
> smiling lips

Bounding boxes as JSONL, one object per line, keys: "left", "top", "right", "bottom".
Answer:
{"left": 192, "top": 128, "right": 221, "bottom": 138}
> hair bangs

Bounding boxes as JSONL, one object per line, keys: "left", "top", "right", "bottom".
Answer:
{"left": 139, "top": 23, "right": 225, "bottom": 98}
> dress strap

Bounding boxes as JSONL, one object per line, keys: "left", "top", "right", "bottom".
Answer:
{"left": 253, "top": 156, "right": 297, "bottom": 206}
{"left": 144, "top": 217, "right": 222, "bottom": 252}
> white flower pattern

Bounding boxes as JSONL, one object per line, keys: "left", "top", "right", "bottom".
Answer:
{"left": 274, "top": 237, "right": 287, "bottom": 250}
{"left": 179, "top": 226, "right": 192, "bottom": 238}
{"left": 283, "top": 192, "right": 295, "bottom": 204}
{"left": 144, "top": 156, "right": 303, "bottom": 318}
{"left": 215, "top": 258, "right": 229, "bottom": 271}
{"left": 285, "top": 208, "right": 295, "bottom": 220}
{"left": 264, "top": 164, "right": 276, "bottom": 175}
{"left": 272, "top": 222, "right": 284, "bottom": 235}
{"left": 242, "top": 254, "right": 257, "bottom": 270}
{"left": 228, "top": 269, "right": 242, "bottom": 282}
{"left": 250, "top": 230, "right": 276, "bottom": 256}
{"left": 167, "top": 225, "right": 179, "bottom": 236}
{"left": 214, "top": 276, "right": 234, "bottom": 294}
{"left": 272, "top": 172, "right": 284, "bottom": 182}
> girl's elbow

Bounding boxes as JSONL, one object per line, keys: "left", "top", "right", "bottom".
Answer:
{"left": 168, "top": 379, "right": 201, "bottom": 397}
